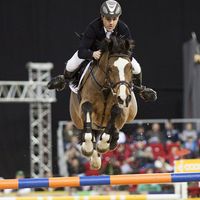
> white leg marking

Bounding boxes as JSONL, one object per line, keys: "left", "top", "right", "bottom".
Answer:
{"left": 82, "top": 133, "right": 93, "bottom": 154}
{"left": 81, "top": 111, "right": 93, "bottom": 155}
{"left": 90, "top": 150, "right": 101, "bottom": 169}
{"left": 97, "top": 133, "right": 110, "bottom": 153}
{"left": 86, "top": 112, "right": 90, "bottom": 122}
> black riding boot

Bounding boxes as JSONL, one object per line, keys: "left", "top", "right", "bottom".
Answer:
{"left": 133, "top": 72, "right": 157, "bottom": 102}
{"left": 47, "top": 69, "right": 76, "bottom": 91}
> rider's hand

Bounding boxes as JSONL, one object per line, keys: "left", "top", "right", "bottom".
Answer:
{"left": 92, "top": 50, "right": 101, "bottom": 60}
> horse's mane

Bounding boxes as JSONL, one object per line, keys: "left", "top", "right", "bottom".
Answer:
{"left": 100, "top": 36, "right": 134, "bottom": 57}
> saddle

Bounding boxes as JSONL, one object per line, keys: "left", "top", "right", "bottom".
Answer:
{"left": 69, "top": 60, "right": 91, "bottom": 93}
{"left": 47, "top": 60, "right": 90, "bottom": 92}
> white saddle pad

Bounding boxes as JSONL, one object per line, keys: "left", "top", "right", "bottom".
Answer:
{"left": 69, "top": 61, "right": 92, "bottom": 94}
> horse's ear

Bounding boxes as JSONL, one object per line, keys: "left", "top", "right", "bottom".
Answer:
{"left": 100, "top": 38, "right": 111, "bottom": 52}
{"left": 125, "top": 39, "right": 134, "bottom": 52}
{"left": 99, "top": 51, "right": 109, "bottom": 68}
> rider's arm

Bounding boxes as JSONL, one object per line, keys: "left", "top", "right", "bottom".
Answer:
{"left": 78, "top": 24, "right": 96, "bottom": 60}
{"left": 118, "top": 20, "right": 133, "bottom": 40}
{"left": 117, "top": 21, "right": 134, "bottom": 57}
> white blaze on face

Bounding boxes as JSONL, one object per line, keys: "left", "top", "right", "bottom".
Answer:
{"left": 114, "top": 57, "right": 129, "bottom": 102}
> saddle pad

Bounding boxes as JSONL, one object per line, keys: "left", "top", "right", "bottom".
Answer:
{"left": 69, "top": 61, "right": 92, "bottom": 94}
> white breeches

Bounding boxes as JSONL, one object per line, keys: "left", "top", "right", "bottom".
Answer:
{"left": 65, "top": 51, "right": 84, "bottom": 72}
{"left": 131, "top": 57, "right": 141, "bottom": 74}
{"left": 66, "top": 51, "right": 141, "bottom": 74}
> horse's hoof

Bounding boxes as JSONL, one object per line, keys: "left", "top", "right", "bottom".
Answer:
{"left": 81, "top": 133, "right": 94, "bottom": 157}
{"left": 81, "top": 146, "right": 94, "bottom": 157}
{"left": 97, "top": 133, "right": 110, "bottom": 153}
{"left": 96, "top": 146, "right": 109, "bottom": 154}
{"left": 90, "top": 150, "right": 101, "bottom": 170}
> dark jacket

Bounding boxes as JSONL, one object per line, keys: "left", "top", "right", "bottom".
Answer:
{"left": 78, "top": 17, "right": 133, "bottom": 59}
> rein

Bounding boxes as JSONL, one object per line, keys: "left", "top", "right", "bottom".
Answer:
{"left": 89, "top": 53, "right": 133, "bottom": 94}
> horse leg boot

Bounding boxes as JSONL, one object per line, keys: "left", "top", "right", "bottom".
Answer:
{"left": 97, "top": 104, "right": 122, "bottom": 153}
{"left": 81, "top": 129, "right": 100, "bottom": 170}
{"left": 81, "top": 102, "right": 94, "bottom": 157}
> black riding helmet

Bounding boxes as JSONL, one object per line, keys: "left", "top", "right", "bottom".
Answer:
{"left": 100, "top": 0, "right": 122, "bottom": 18}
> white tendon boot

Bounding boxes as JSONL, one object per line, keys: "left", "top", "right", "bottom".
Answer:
{"left": 81, "top": 133, "right": 94, "bottom": 157}
{"left": 90, "top": 150, "right": 101, "bottom": 170}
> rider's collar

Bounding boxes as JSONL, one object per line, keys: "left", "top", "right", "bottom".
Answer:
{"left": 104, "top": 27, "right": 114, "bottom": 39}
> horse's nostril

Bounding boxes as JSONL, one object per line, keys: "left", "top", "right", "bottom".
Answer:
{"left": 126, "top": 95, "right": 132, "bottom": 107}
{"left": 117, "top": 96, "right": 124, "bottom": 104}
{"left": 127, "top": 95, "right": 131, "bottom": 102}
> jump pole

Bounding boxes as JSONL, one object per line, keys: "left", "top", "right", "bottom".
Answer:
{"left": 0, "top": 173, "right": 200, "bottom": 189}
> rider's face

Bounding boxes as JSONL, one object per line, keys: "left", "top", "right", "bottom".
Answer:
{"left": 102, "top": 16, "right": 119, "bottom": 32}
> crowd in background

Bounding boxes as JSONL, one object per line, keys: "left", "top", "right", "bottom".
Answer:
{"left": 1, "top": 121, "right": 199, "bottom": 196}
{"left": 63, "top": 120, "right": 200, "bottom": 195}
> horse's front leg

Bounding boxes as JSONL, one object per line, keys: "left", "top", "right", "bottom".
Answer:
{"left": 81, "top": 102, "right": 94, "bottom": 157}
{"left": 97, "top": 104, "right": 122, "bottom": 153}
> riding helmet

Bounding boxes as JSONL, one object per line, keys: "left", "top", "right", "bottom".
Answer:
{"left": 100, "top": 0, "right": 122, "bottom": 18}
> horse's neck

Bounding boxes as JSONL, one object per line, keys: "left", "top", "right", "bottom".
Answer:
{"left": 98, "top": 51, "right": 109, "bottom": 74}
{"left": 82, "top": 52, "right": 109, "bottom": 90}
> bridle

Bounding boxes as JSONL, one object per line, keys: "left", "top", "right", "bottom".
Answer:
{"left": 89, "top": 53, "right": 133, "bottom": 96}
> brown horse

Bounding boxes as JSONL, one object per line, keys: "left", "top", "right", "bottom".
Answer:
{"left": 70, "top": 36, "right": 137, "bottom": 169}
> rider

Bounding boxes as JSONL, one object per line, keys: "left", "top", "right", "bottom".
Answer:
{"left": 47, "top": 0, "right": 157, "bottom": 102}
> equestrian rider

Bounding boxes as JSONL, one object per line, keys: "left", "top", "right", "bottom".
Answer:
{"left": 47, "top": 0, "right": 157, "bottom": 102}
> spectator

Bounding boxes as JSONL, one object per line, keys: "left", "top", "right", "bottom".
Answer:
{"left": 166, "top": 146, "right": 180, "bottom": 166}
{"left": 180, "top": 123, "right": 198, "bottom": 142}
{"left": 133, "top": 141, "right": 154, "bottom": 171}
{"left": 133, "top": 125, "right": 145, "bottom": 141}
{"left": 67, "top": 157, "right": 85, "bottom": 176}
{"left": 146, "top": 123, "right": 163, "bottom": 144}
{"left": 63, "top": 121, "right": 80, "bottom": 149}
{"left": 179, "top": 123, "right": 199, "bottom": 157}
{"left": 65, "top": 135, "right": 79, "bottom": 151}
{"left": 154, "top": 156, "right": 173, "bottom": 173}
{"left": 101, "top": 151, "right": 121, "bottom": 175}
{"left": 65, "top": 145, "right": 81, "bottom": 161}
{"left": 163, "top": 120, "right": 179, "bottom": 143}
{"left": 184, "top": 136, "right": 199, "bottom": 157}
{"left": 114, "top": 143, "right": 132, "bottom": 174}
{"left": 65, "top": 145, "right": 87, "bottom": 176}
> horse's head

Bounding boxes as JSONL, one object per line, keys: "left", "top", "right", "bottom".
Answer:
{"left": 100, "top": 36, "right": 134, "bottom": 108}
{"left": 107, "top": 54, "right": 133, "bottom": 107}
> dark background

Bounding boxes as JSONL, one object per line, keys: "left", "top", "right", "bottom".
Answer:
{"left": 0, "top": 0, "right": 200, "bottom": 178}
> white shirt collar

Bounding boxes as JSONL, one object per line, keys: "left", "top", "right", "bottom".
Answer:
{"left": 104, "top": 27, "right": 113, "bottom": 39}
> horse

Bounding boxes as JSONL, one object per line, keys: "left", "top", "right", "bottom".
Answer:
{"left": 69, "top": 36, "right": 137, "bottom": 169}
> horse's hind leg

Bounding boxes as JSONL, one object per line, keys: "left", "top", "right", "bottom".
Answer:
{"left": 90, "top": 130, "right": 102, "bottom": 169}
{"left": 97, "top": 104, "right": 122, "bottom": 153}
{"left": 81, "top": 102, "right": 94, "bottom": 157}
